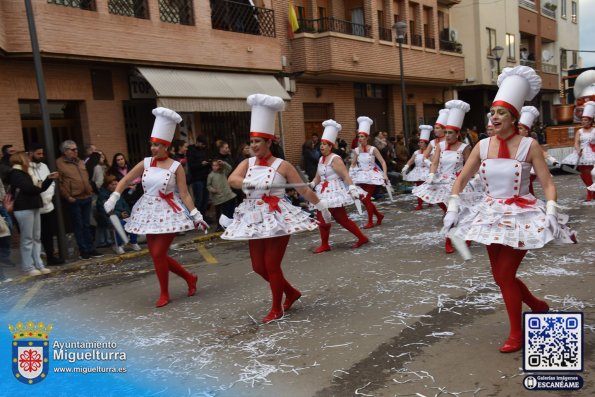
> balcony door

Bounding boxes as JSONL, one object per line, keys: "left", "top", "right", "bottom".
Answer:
{"left": 351, "top": 8, "right": 365, "bottom": 36}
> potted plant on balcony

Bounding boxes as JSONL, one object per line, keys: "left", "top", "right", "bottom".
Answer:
{"left": 544, "top": 2, "right": 557, "bottom": 12}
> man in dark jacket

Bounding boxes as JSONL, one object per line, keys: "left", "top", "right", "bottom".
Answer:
{"left": 302, "top": 134, "right": 321, "bottom": 181}
{"left": 186, "top": 137, "right": 212, "bottom": 222}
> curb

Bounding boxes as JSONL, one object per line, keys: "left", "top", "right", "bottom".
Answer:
{"left": 9, "top": 231, "right": 224, "bottom": 285}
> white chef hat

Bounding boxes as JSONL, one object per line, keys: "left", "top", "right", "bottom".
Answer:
{"left": 419, "top": 125, "right": 433, "bottom": 142}
{"left": 486, "top": 113, "right": 494, "bottom": 127}
{"left": 582, "top": 101, "right": 595, "bottom": 119}
{"left": 492, "top": 66, "right": 542, "bottom": 119}
{"left": 247, "top": 94, "right": 285, "bottom": 139}
{"left": 445, "top": 100, "right": 470, "bottom": 131}
{"left": 357, "top": 116, "right": 373, "bottom": 136}
{"left": 151, "top": 107, "right": 182, "bottom": 146}
{"left": 580, "top": 84, "right": 595, "bottom": 99}
{"left": 321, "top": 119, "right": 342, "bottom": 145}
{"left": 518, "top": 106, "right": 540, "bottom": 130}
{"left": 435, "top": 109, "right": 449, "bottom": 128}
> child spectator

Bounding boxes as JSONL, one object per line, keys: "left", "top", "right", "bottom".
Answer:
{"left": 284, "top": 188, "right": 315, "bottom": 217}
{"left": 207, "top": 160, "right": 236, "bottom": 231}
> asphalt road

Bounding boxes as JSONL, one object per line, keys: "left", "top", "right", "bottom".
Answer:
{"left": 1, "top": 173, "right": 593, "bottom": 397}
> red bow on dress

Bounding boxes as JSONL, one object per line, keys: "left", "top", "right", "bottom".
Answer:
{"left": 159, "top": 191, "right": 182, "bottom": 213}
{"left": 261, "top": 194, "right": 281, "bottom": 213}
{"left": 503, "top": 196, "right": 536, "bottom": 208}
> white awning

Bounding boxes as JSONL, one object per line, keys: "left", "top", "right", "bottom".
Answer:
{"left": 136, "top": 67, "right": 290, "bottom": 112}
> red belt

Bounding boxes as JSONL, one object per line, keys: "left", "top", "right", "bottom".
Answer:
{"left": 261, "top": 194, "right": 281, "bottom": 213}
{"left": 159, "top": 191, "right": 182, "bottom": 213}
{"left": 503, "top": 196, "right": 536, "bottom": 208}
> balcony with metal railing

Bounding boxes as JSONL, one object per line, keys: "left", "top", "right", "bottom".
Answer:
{"left": 410, "top": 34, "right": 423, "bottom": 47}
{"left": 425, "top": 37, "right": 435, "bottom": 49}
{"left": 296, "top": 17, "right": 371, "bottom": 38}
{"left": 439, "top": 40, "right": 462, "bottom": 53}
{"left": 211, "top": 0, "right": 275, "bottom": 37}
{"left": 378, "top": 26, "right": 392, "bottom": 42}
{"left": 520, "top": 59, "right": 537, "bottom": 68}
{"left": 542, "top": 62, "right": 558, "bottom": 74}
{"left": 541, "top": 3, "right": 556, "bottom": 18}
{"left": 519, "top": 0, "right": 537, "bottom": 11}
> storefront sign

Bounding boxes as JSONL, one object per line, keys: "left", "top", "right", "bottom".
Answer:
{"left": 129, "top": 75, "right": 156, "bottom": 99}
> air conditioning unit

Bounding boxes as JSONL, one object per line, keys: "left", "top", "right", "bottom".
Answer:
{"left": 449, "top": 29, "right": 458, "bottom": 42}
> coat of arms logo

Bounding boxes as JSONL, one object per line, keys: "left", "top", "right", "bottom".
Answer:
{"left": 8, "top": 321, "right": 52, "bottom": 384}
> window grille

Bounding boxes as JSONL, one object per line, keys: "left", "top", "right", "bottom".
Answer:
{"left": 47, "top": 0, "right": 96, "bottom": 11}
{"left": 211, "top": 0, "right": 276, "bottom": 38}
{"left": 108, "top": 0, "right": 149, "bottom": 19}
{"left": 159, "top": 0, "right": 194, "bottom": 26}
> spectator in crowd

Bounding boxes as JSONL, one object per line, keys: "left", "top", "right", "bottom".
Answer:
{"left": 85, "top": 152, "right": 104, "bottom": 193}
{"left": 28, "top": 143, "right": 65, "bottom": 266}
{"left": 336, "top": 138, "right": 350, "bottom": 162}
{"left": 273, "top": 134, "right": 285, "bottom": 160}
{"left": 235, "top": 143, "right": 251, "bottom": 168}
{"left": 206, "top": 159, "right": 236, "bottom": 231}
{"left": 108, "top": 152, "right": 142, "bottom": 208}
{"left": 83, "top": 144, "right": 97, "bottom": 163}
{"left": 8, "top": 151, "right": 59, "bottom": 276}
{"left": 186, "top": 137, "right": 211, "bottom": 222}
{"left": 172, "top": 140, "right": 189, "bottom": 167}
{"left": 0, "top": 181, "right": 15, "bottom": 269}
{"left": 284, "top": 187, "right": 314, "bottom": 216}
{"left": 96, "top": 175, "right": 141, "bottom": 255}
{"left": 408, "top": 132, "right": 419, "bottom": 157}
{"left": 394, "top": 135, "right": 410, "bottom": 171}
{"left": 1, "top": 145, "right": 16, "bottom": 166}
{"left": 468, "top": 126, "right": 479, "bottom": 145}
{"left": 56, "top": 140, "right": 102, "bottom": 260}
{"left": 214, "top": 140, "right": 235, "bottom": 168}
{"left": 302, "top": 133, "right": 321, "bottom": 181}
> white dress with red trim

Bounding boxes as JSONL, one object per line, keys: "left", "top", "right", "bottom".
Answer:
{"left": 349, "top": 146, "right": 385, "bottom": 185}
{"left": 412, "top": 141, "right": 473, "bottom": 204}
{"left": 315, "top": 154, "right": 365, "bottom": 208}
{"left": 125, "top": 158, "right": 194, "bottom": 235}
{"left": 452, "top": 137, "right": 575, "bottom": 249}
{"left": 561, "top": 128, "right": 595, "bottom": 165}
{"left": 404, "top": 150, "right": 430, "bottom": 182}
{"left": 221, "top": 157, "right": 318, "bottom": 241}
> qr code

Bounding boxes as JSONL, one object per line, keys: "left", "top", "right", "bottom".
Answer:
{"left": 524, "top": 313, "right": 582, "bottom": 372}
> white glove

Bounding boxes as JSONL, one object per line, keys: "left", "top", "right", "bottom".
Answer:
{"left": 348, "top": 185, "right": 359, "bottom": 200}
{"left": 440, "top": 195, "right": 460, "bottom": 234}
{"left": 103, "top": 192, "right": 120, "bottom": 214}
{"left": 545, "top": 200, "right": 560, "bottom": 238}
{"left": 425, "top": 173, "right": 435, "bottom": 184}
{"left": 241, "top": 179, "right": 256, "bottom": 194}
{"left": 546, "top": 156, "right": 559, "bottom": 167}
{"left": 401, "top": 165, "right": 410, "bottom": 177}
{"left": 190, "top": 208, "right": 209, "bottom": 232}
{"left": 315, "top": 199, "right": 332, "bottom": 223}
{"left": 309, "top": 181, "right": 317, "bottom": 189}
{"left": 424, "top": 158, "right": 432, "bottom": 167}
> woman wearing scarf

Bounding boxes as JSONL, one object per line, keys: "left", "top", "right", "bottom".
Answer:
{"left": 443, "top": 66, "right": 576, "bottom": 353}
{"left": 104, "top": 108, "right": 208, "bottom": 308}
{"left": 310, "top": 119, "right": 368, "bottom": 253}
{"left": 222, "top": 94, "right": 329, "bottom": 323}
{"left": 349, "top": 116, "right": 388, "bottom": 229}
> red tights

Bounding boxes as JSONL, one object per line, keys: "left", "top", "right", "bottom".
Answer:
{"left": 578, "top": 165, "right": 594, "bottom": 200}
{"left": 146, "top": 233, "right": 196, "bottom": 307}
{"left": 315, "top": 207, "right": 368, "bottom": 250}
{"left": 360, "top": 184, "right": 384, "bottom": 226}
{"left": 487, "top": 244, "right": 548, "bottom": 342}
{"left": 249, "top": 235, "right": 300, "bottom": 321}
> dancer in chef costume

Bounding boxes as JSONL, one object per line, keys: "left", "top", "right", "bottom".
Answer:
{"left": 560, "top": 101, "right": 595, "bottom": 202}
{"left": 442, "top": 66, "right": 576, "bottom": 353}
{"left": 402, "top": 125, "right": 432, "bottom": 210}
{"left": 349, "top": 116, "right": 388, "bottom": 229}
{"left": 222, "top": 94, "right": 330, "bottom": 323}
{"left": 310, "top": 119, "right": 369, "bottom": 253}
{"left": 104, "top": 107, "right": 208, "bottom": 307}
{"left": 412, "top": 100, "right": 472, "bottom": 253}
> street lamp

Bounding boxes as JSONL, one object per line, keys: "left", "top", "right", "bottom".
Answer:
{"left": 393, "top": 21, "right": 409, "bottom": 148}
{"left": 492, "top": 45, "right": 504, "bottom": 74}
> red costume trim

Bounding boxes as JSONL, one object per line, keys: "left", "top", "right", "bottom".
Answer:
{"left": 150, "top": 156, "right": 169, "bottom": 167}
{"left": 250, "top": 131, "right": 273, "bottom": 139}
{"left": 321, "top": 139, "right": 334, "bottom": 145}
{"left": 503, "top": 196, "right": 536, "bottom": 208}
{"left": 150, "top": 137, "right": 172, "bottom": 146}
{"left": 261, "top": 194, "right": 281, "bottom": 213}
{"left": 256, "top": 153, "right": 272, "bottom": 166}
{"left": 491, "top": 100, "right": 519, "bottom": 119}
{"left": 496, "top": 131, "right": 518, "bottom": 159}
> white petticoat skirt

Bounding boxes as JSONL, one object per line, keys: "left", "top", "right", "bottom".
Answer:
{"left": 561, "top": 148, "right": 595, "bottom": 166}
{"left": 125, "top": 194, "right": 194, "bottom": 235}
{"left": 221, "top": 197, "right": 317, "bottom": 241}
{"left": 403, "top": 165, "right": 429, "bottom": 182}
{"left": 451, "top": 192, "right": 576, "bottom": 250}
{"left": 315, "top": 179, "right": 366, "bottom": 208}
{"left": 349, "top": 167, "right": 385, "bottom": 185}
{"left": 412, "top": 174, "right": 482, "bottom": 205}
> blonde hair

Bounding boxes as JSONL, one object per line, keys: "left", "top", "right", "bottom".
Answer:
{"left": 10, "top": 151, "right": 30, "bottom": 174}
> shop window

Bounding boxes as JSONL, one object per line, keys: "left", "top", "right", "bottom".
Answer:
{"left": 90, "top": 69, "right": 114, "bottom": 101}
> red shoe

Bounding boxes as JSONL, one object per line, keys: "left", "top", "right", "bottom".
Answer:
{"left": 445, "top": 238, "right": 454, "bottom": 254}
{"left": 187, "top": 274, "right": 198, "bottom": 297}
{"left": 262, "top": 309, "right": 284, "bottom": 323}
{"left": 313, "top": 244, "right": 331, "bottom": 254}
{"left": 532, "top": 300, "right": 549, "bottom": 313}
{"left": 499, "top": 337, "right": 522, "bottom": 353}
{"left": 363, "top": 222, "right": 374, "bottom": 229}
{"left": 586, "top": 191, "right": 593, "bottom": 202}
{"left": 465, "top": 240, "right": 471, "bottom": 247}
{"left": 376, "top": 213, "right": 384, "bottom": 225}
{"left": 414, "top": 204, "right": 423, "bottom": 211}
{"left": 351, "top": 237, "right": 369, "bottom": 249}
{"left": 283, "top": 290, "right": 302, "bottom": 311}
{"left": 155, "top": 295, "right": 170, "bottom": 308}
